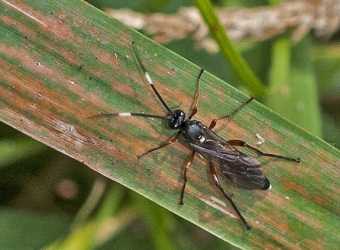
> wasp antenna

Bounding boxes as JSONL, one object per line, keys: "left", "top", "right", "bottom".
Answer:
{"left": 89, "top": 112, "right": 171, "bottom": 120}
{"left": 132, "top": 44, "right": 173, "bottom": 114}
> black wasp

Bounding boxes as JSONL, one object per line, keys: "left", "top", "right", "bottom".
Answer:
{"left": 92, "top": 43, "right": 300, "bottom": 230}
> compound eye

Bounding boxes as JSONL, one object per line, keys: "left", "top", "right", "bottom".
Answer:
{"left": 169, "top": 120, "right": 180, "bottom": 129}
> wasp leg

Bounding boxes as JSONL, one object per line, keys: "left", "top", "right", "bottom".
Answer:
{"left": 209, "top": 97, "right": 254, "bottom": 129}
{"left": 227, "top": 140, "right": 300, "bottom": 162}
{"left": 138, "top": 132, "right": 180, "bottom": 158}
{"left": 179, "top": 150, "right": 196, "bottom": 205}
{"left": 208, "top": 162, "right": 252, "bottom": 230}
{"left": 188, "top": 69, "right": 205, "bottom": 119}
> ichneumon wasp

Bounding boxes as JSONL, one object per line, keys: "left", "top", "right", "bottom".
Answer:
{"left": 91, "top": 43, "right": 300, "bottom": 230}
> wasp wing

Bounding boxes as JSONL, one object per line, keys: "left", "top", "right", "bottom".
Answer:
{"left": 189, "top": 126, "right": 270, "bottom": 190}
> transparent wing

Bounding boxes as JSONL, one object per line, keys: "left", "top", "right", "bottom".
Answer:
{"left": 189, "top": 127, "right": 270, "bottom": 190}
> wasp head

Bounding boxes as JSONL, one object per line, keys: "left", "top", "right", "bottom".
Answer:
{"left": 168, "top": 109, "right": 186, "bottom": 130}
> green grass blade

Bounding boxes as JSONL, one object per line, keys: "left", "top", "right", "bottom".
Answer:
{"left": 0, "top": 0, "right": 339, "bottom": 249}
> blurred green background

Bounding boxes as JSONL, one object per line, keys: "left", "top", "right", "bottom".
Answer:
{"left": 1, "top": 0, "right": 339, "bottom": 249}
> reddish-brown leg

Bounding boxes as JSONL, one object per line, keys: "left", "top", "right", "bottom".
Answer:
{"left": 188, "top": 69, "right": 204, "bottom": 119}
{"left": 179, "top": 150, "right": 196, "bottom": 205}
{"left": 208, "top": 162, "right": 252, "bottom": 230}
{"left": 138, "top": 132, "right": 180, "bottom": 158}
{"left": 227, "top": 140, "right": 300, "bottom": 162}
{"left": 209, "top": 97, "right": 254, "bottom": 129}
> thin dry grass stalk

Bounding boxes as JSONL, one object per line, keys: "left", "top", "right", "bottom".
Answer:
{"left": 106, "top": 0, "right": 340, "bottom": 51}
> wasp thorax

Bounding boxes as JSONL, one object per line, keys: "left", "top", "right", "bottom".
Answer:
{"left": 182, "top": 120, "right": 203, "bottom": 142}
{"left": 168, "top": 109, "right": 186, "bottom": 130}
